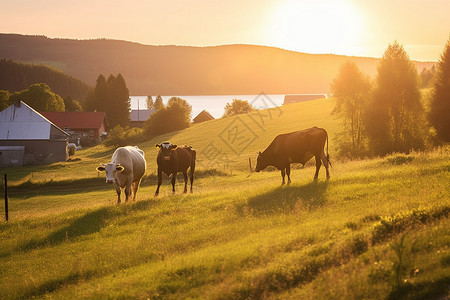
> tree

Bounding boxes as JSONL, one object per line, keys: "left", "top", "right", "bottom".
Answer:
{"left": 63, "top": 96, "right": 82, "bottom": 111}
{"left": 366, "top": 41, "right": 427, "bottom": 155}
{"left": 429, "top": 39, "right": 450, "bottom": 142}
{"left": 82, "top": 74, "right": 130, "bottom": 129}
{"left": 420, "top": 65, "right": 436, "bottom": 88}
{"left": 223, "top": 99, "right": 254, "bottom": 117}
{"left": 0, "top": 90, "right": 10, "bottom": 111}
{"left": 144, "top": 97, "right": 192, "bottom": 137}
{"left": 330, "top": 61, "right": 371, "bottom": 157}
{"left": 8, "top": 83, "right": 65, "bottom": 111}
{"left": 154, "top": 95, "right": 164, "bottom": 109}
{"left": 146, "top": 95, "right": 154, "bottom": 109}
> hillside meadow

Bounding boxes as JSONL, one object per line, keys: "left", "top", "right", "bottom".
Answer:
{"left": 0, "top": 99, "right": 449, "bottom": 299}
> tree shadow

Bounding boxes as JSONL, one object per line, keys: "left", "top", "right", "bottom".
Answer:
{"left": 236, "top": 180, "right": 329, "bottom": 216}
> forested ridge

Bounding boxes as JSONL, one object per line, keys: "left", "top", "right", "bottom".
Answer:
{"left": 0, "top": 59, "right": 91, "bottom": 101}
{"left": 0, "top": 34, "right": 434, "bottom": 95}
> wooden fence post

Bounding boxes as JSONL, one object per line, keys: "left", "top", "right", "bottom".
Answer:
{"left": 4, "top": 173, "right": 8, "bottom": 222}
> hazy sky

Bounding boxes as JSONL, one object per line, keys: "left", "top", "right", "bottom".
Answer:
{"left": 1, "top": 0, "right": 449, "bottom": 61}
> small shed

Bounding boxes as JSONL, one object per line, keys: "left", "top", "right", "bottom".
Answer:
{"left": 283, "top": 94, "right": 327, "bottom": 105}
{"left": 193, "top": 110, "right": 215, "bottom": 124}
{"left": 130, "top": 109, "right": 155, "bottom": 128}
{"left": 0, "top": 100, "right": 69, "bottom": 165}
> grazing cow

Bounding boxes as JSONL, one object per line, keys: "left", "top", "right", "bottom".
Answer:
{"left": 254, "top": 127, "right": 330, "bottom": 184}
{"left": 96, "top": 146, "right": 146, "bottom": 204}
{"left": 154, "top": 142, "right": 196, "bottom": 196}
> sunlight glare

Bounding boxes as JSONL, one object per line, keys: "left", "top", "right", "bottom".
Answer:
{"left": 267, "top": 0, "right": 364, "bottom": 55}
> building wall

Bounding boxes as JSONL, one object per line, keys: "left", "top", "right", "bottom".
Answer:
{"left": 0, "top": 139, "right": 68, "bottom": 165}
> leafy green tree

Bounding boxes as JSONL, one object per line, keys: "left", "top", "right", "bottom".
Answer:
{"left": 331, "top": 61, "right": 371, "bottom": 157}
{"left": 146, "top": 95, "right": 154, "bottom": 109}
{"left": 0, "top": 90, "right": 10, "bottom": 111}
{"left": 63, "top": 96, "right": 82, "bottom": 111}
{"left": 365, "top": 41, "right": 427, "bottom": 155}
{"left": 144, "top": 97, "right": 192, "bottom": 137}
{"left": 8, "top": 83, "right": 65, "bottom": 111}
{"left": 154, "top": 95, "right": 164, "bottom": 109}
{"left": 223, "top": 99, "right": 254, "bottom": 117}
{"left": 429, "top": 39, "right": 450, "bottom": 142}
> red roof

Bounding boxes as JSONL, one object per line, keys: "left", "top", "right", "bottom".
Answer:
{"left": 40, "top": 111, "right": 106, "bottom": 129}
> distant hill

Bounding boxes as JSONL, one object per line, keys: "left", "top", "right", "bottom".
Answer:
{"left": 0, "top": 34, "right": 435, "bottom": 95}
{"left": 0, "top": 59, "right": 91, "bottom": 101}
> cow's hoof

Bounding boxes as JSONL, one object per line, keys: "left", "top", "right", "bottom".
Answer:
{"left": 154, "top": 193, "right": 159, "bottom": 197}
{"left": 190, "top": 190, "right": 193, "bottom": 194}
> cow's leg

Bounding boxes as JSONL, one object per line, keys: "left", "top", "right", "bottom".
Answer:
{"left": 189, "top": 167, "right": 194, "bottom": 193}
{"left": 114, "top": 183, "right": 121, "bottom": 204}
{"left": 321, "top": 151, "right": 330, "bottom": 179}
{"left": 281, "top": 169, "right": 286, "bottom": 185}
{"left": 182, "top": 171, "right": 188, "bottom": 193}
{"left": 155, "top": 168, "right": 162, "bottom": 197}
{"left": 132, "top": 180, "right": 140, "bottom": 201}
{"left": 314, "top": 155, "right": 322, "bottom": 180}
{"left": 171, "top": 172, "right": 177, "bottom": 194}
{"left": 125, "top": 183, "right": 131, "bottom": 202}
{"left": 286, "top": 164, "right": 291, "bottom": 184}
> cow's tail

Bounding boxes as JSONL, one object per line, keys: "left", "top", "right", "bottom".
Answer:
{"left": 326, "top": 131, "right": 332, "bottom": 168}
{"left": 189, "top": 146, "right": 196, "bottom": 174}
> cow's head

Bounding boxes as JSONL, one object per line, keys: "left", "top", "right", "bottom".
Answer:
{"left": 155, "top": 142, "right": 177, "bottom": 160}
{"left": 96, "top": 163, "right": 125, "bottom": 184}
{"left": 254, "top": 151, "right": 269, "bottom": 172}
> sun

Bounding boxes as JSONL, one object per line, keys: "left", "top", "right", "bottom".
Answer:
{"left": 266, "top": 0, "right": 364, "bottom": 55}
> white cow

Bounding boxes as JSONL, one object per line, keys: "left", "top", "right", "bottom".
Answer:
{"left": 97, "top": 146, "right": 146, "bottom": 204}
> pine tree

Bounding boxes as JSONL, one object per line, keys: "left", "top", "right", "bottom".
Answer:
{"left": 154, "top": 95, "right": 164, "bottom": 109}
{"left": 82, "top": 74, "right": 130, "bottom": 129}
{"left": 366, "top": 41, "right": 426, "bottom": 155}
{"left": 429, "top": 39, "right": 450, "bottom": 142}
{"left": 146, "top": 95, "right": 154, "bottom": 109}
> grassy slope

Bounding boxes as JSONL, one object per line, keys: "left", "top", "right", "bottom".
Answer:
{"left": 0, "top": 99, "right": 449, "bottom": 299}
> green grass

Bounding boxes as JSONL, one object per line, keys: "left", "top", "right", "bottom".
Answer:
{"left": 0, "top": 99, "right": 449, "bottom": 299}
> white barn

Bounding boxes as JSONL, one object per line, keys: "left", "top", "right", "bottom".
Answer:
{"left": 0, "top": 100, "right": 69, "bottom": 166}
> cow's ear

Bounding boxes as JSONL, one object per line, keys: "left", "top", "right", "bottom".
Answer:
{"left": 96, "top": 165, "right": 105, "bottom": 172}
{"left": 116, "top": 165, "right": 125, "bottom": 172}
{"left": 171, "top": 144, "right": 178, "bottom": 149}
{"left": 155, "top": 144, "right": 161, "bottom": 148}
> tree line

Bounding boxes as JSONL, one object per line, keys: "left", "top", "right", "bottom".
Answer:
{"left": 0, "top": 59, "right": 91, "bottom": 101}
{"left": 331, "top": 40, "right": 450, "bottom": 158}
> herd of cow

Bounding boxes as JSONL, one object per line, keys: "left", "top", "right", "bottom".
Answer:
{"left": 96, "top": 126, "right": 331, "bottom": 204}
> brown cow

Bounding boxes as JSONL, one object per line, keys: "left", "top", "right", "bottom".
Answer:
{"left": 154, "top": 142, "right": 196, "bottom": 196}
{"left": 254, "top": 127, "right": 330, "bottom": 184}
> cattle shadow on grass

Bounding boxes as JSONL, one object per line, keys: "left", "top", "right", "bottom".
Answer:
{"left": 236, "top": 181, "right": 329, "bottom": 216}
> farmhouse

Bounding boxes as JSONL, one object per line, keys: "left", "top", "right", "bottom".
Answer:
{"left": 0, "top": 100, "right": 69, "bottom": 166}
{"left": 41, "top": 111, "right": 107, "bottom": 146}
{"left": 283, "top": 94, "right": 327, "bottom": 105}
{"left": 130, "top": 109, "right": 155, "bottom": 128}
{"left": 193, "top": 110, "right": 215, "bottom": 124}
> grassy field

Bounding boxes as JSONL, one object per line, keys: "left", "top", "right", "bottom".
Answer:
{"left": 0, "top": 99, "right": 449, "bottom": 299}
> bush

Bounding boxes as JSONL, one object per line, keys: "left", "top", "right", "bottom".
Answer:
{"left": 144, "top": 97, "right": 191, "bottom": 138}
{"left": 104, "top": 125, "right": 144, "bottom": 147}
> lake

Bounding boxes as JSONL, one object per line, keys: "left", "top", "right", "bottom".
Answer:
{"left": 130, "top": 94, "right": 287, "bottom": 119}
